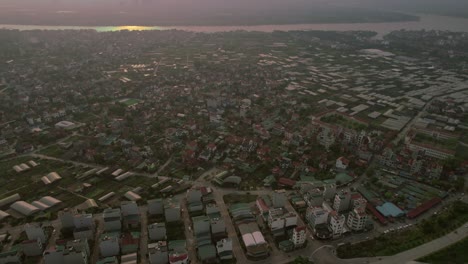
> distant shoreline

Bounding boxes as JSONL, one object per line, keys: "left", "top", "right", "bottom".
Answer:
{"left": 2, "top": 14, "right": 468, "bottom": 40}
{"left": 0, "top": 8, "right": 419, "bottom": 28}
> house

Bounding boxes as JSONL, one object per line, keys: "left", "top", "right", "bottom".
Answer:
{"left": 216, "top": 238, "right": 233, "bottom": 260}
{"left": 22, "top": 239, "right": 43, "bottom": 256}
{"left": 103, "top": 208, "right": 122, "bottom": 232}
{"left": 121, "top": 201, "right": 140, "bottom": 229}
{"left": 148, "top": 241, "right": 168, "bottom": 264}
{"left": 148, "top": 223, "right": 166, "bottom": 241}
{"left": 100, "top": 233, "right": 120, "bottom": 257}
{"left": 25, "top": 224, "right": 47, "bottom": 243}
{"left": 43, "top": 239, "right": 89, "bottom": 264}
{"left": 164, "top": 198, "right": 181, "bottom": 223}
{"left": 121, "top": 232, "right": 140, "bottom": 254}
{"left": 147, "top": 199, "right": 164, "bottom": 215}
{"left": 0, "top": 249, "right": 22, "bottom": 264}
{"left": 335, "top": 157, "right": 349, "bottom": 170}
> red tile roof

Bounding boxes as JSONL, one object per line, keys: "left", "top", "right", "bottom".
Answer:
{"left": 407, "top": 197, "right": 442, "bottom": 219}
{"left": 278, "top": 177, "right": 296, "bottom": 187}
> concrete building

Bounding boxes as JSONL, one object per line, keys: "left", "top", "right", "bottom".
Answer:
{"left": 59, "top": 209, "right": 76, "bottom": 229}
{"left": 164, "top": 198, "right": 180, "bottom": 223}
{"left": 210, "top": 218, "right": 226, "bottom": 238}
{"left": 306, "top": 207, "right": 329, "bottom": 228}
{"left": 25, "top": 224, "right": 47, "bottom": 243}
{"left": 304, "top": 188, "right": 323, "bottom": 207}
{"left": 351, "top": 194, "right": 367, "bottom": 211}
{"left": 22, "top": 239, "right": 43, "bottom": 256}
{"left": 291, "top": 226, "right": 307, "bottom": 248}
{"left": 148, "top": 223, "right": 166, "bottom": 241}
{"left": 272, "top": 191, "right": 287, "bottom": 208}
{"left": 323, "top": 184, "right": 336, "bottom": 201}
{"left": 329, "top": 211, "right": 345, "bottom": 238}
{"left": 347, "top": 208, "right": 369, "bottom": 231}
{"left": 216, "top": 238, "right": 233, "bottom": 260}
{"left": 147, "top": 198, "right": 164, "bottom": 215}
{"left": 148, "top": 241, "right": 168, "bottom": 264}
{"left": 103, "top": 208, "right": 122, "bottom": 232}
{"left": 121, "top": 201, "right": 140, "bottom": 229}
{"left": 73, "top": 213, "right": 95, "bottom": 240}
{"left": 193, "top": 215, "right": 211, "bottom": 246}
{"left": 238, "top": 222, "right": 268, "bottom": 258}
{"left": 44, "top": 239, "right": 89, "bottom": 264}
{"left": 333, "top": 190, "right": 351, "bottom": 213}
{"left": 100, "top": 234, "right": 120, "bottom": 257}
{"left": 335, "top": 157, "right": 349, "bottom": 170}
{"left": 0, "top": 250, "right": 21, "bottom": 264}
{"left": 268, "top": 208, "right": 298, "bottom": 232}
{"left": 74, "top": 214, "right": 94, "bottom": 229}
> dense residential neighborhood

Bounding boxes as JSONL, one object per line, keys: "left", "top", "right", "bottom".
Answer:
{"left": 0, "top": 27, "right": 467, "bottom": 264}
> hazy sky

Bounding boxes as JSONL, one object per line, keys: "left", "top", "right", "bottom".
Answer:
{"left": 0, "top": 0, "right": 467, "bottom": 26}
{"left": 2, "top": 0, "right": 467, "bottom": 13}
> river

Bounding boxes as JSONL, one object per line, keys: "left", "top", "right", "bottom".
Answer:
{"left": 1, "top": 14, "right": 468, "bottom": 38}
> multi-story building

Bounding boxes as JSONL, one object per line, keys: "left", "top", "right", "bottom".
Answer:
{"left": 333, "top": 191, "right": 351, "bottom": 213}
{"left": 347, "top": 208, "right": 369, "bottom": 232}
{"left": 291, "top": 226, "right": 307, "bottom": 248}
{"left": 306, "top": 207, "right": 329, "bottom": 228}
{"left": 329, "top": 211, "right": 345, "bottom": 238}
{"left": 322, "top": 184, "right": 336, "bottom": 201}
{"left": 304, "top": 188, "right": 323, "bottom": 207}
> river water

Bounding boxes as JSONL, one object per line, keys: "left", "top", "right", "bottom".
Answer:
{"left": 1, "top": 14, "right": 468, "bottom": 38}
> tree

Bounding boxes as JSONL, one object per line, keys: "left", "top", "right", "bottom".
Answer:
{"left": 291, "top": 256, "right": 314, "bottom": 264}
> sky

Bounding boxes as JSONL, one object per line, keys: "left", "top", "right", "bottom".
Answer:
{"left": 0, "top": 0, "right": 467, "bottom": 26}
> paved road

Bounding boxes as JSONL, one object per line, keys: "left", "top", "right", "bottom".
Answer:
{"left": 90, "top": 216, "right": 104, "bottom": 264}
{"left": 211, "top": 189, "right": 249, "bottom": 264}
{"left": 139, "top": 208, "right": 149, "bottom": 264}
{"left": 180, "top": 197, "right": 198, "bottom": 264}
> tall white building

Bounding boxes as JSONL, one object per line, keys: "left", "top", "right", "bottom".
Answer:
{"left": 347, "top": 208, "right": 369, "bottom": 231}
{"left": 329, "top": 211, "right": 345, "bottom": 238}
{"left": 291, "top": 226, "right": 307, "bottom": 248}
{"left": 306, "top": 207, "right": 329, "bottom": 228}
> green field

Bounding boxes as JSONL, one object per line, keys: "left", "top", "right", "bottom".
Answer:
{"left": 417, "top": 237, "right": 468, "bottom": 264}
{"left": 338, "top": 201, "right": 468, "bottom": 258}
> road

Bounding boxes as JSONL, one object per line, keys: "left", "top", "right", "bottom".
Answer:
{"left": 211, "top": 189, "right": 249, "bottom": 264}
{"left": 139, "top": 208, "right": 149, "bottom": 264}
{"left": 180, "top": 198, "right": 198, "bottom": 264}
{"left": 90, "top": 216, "right": 104, "bottom": 264}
